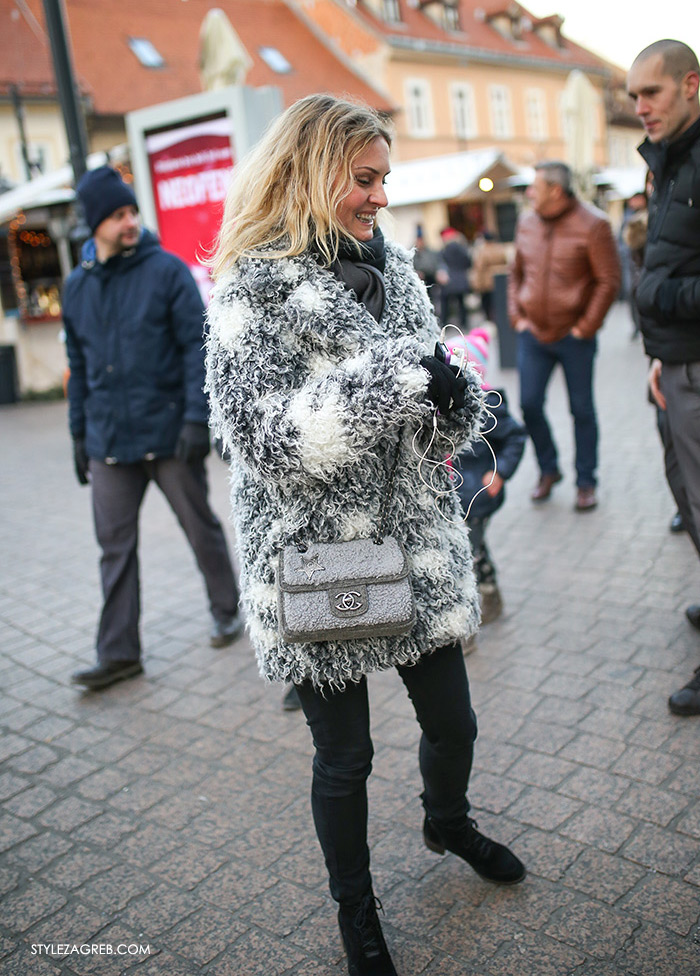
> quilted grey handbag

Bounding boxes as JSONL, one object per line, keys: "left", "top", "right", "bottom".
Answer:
{"left": 276, "top": 439, "right": 416, "bottom": 643}
{"left": 277, "top": 535, "right": 416, "bottom": 643}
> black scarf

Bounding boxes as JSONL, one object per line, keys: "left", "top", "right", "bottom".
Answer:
{"left": 331, "top": 228, "right": 386, "bottom": 322}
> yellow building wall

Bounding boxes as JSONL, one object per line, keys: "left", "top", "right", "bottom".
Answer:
{"left": 0, "top": 103, "right": 69, "bottom": 183}
{"left": 381, "top": 56, "right": 609, "bottom": 167}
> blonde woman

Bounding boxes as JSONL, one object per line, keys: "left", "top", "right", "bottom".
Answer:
{"left": 205, "top": 95, "right": 525, "bottom": 976}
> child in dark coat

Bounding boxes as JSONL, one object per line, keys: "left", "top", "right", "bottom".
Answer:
{"left": 449, "top": 328, "right": 526, "bottom": 626}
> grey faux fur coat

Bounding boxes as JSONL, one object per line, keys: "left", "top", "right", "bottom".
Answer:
{"left": 205, "top": 239, "right": 485, "bottom": 689}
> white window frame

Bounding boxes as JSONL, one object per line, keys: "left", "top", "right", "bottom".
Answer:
{"left": 381, "top": 0, "right": 401, "bottom": 23}
{"left": 489, "top": 84, "right": 513, "bottom": 139}
{"left": 405, "top": 78, "right": 435, "bottom": 138}
{"left": 450, "top": 82, "right": 478, "bottom": 140}
{"left": 525, "top": 88, "right": 548, "bottom": 140}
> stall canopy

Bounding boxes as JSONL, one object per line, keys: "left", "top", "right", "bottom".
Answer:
{"left": 386, "top": 149, "right": 517, "bottom": 208}
{"left": 0, "top": 145, "right": 129, "bottom": 225}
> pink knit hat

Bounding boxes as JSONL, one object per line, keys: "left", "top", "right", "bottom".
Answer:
{"left": 447, "top": 327, "right": 491, "bottom": 387}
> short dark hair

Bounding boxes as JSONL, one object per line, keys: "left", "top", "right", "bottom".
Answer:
{"left": 534, "top": 161, "right": 574, "bottom": 196}
{"left": 633, "top": 39, "right": 699, "bottom": 82}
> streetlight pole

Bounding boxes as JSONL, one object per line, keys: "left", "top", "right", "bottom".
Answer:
{"left": 41, "top": 0, "right": 89, "bottom": 185}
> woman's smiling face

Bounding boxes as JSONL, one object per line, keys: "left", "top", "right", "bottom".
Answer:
{"left": 336, "top": 137, "right": 390, "bottom": 242}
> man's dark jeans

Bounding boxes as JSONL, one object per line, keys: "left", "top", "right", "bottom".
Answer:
{"left": 294, "top": 642, "right": 477, "bottom": 904}
{"left": 518, "top": 329, "right": 598, "bottom": 488}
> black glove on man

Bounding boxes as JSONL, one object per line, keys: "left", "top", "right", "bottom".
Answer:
{"left": 73, "top": 437, "right": 89, "bottom": 485}
{"left": 420, "top": 356, "right": 467, "bottom": 414}
{"left": 175, "top": 422, "right": 211, "bottom": 463}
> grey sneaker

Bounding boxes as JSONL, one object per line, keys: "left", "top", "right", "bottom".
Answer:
{"left": 479, "top": 581, "right": 503, "bottom": 624}
{"left": 668, "top": 666, "right": 700, "bottom": 716}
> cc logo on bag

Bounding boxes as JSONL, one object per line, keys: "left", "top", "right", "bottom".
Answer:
{"left": 335, "top": 591, "right": 363, "bottom": 612}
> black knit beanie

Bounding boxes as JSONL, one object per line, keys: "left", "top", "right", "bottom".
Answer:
{"left": 76, "top": 166, "right": 138, "bottom": 233}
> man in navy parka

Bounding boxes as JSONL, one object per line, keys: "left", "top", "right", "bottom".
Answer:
{"left": 63, "top": 166, "right": 242, "bottom": 690}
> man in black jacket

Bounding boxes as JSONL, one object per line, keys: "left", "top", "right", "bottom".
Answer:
{"left": 628, "top": 40, "right": 700, "bottom": 714}
{"left": 63, "top": 167, "right": 242, "bottom": 691}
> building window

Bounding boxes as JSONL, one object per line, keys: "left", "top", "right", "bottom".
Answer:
{"left": 525, "top": 88, "right": 548, "bottom": 140}
{"left": 128, "top": 38, "right": 165, "bottom": 68}
{"left": 451, "top": 83, "right": 477, "bottom": 140}
{"left": 405, "top": 79, "right": 435, "bottom": 137}
{"left": 382, "top": 0, "right": 401, "bottom": 23}
{"left": 258, "top": 47, "right": 293, "bottom": 73}
{"left": 443, "top": 3, "right": 460, "bottom": 30}
{"left": 489, "top": 85, "right": 513, "bottom": 138}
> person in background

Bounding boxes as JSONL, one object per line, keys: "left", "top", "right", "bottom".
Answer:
{"left": 627, "top": 39, "right": 700, "bottom": 715}
{"left": 63, "top": 166, "right": 243, "bottom": 691}
{"left": 412, "top": 224, "right": 448, "bottom": 316}
{"left": 448, "top": 327, "right": 526, "bottom": 633}
{"left": 508, "top": 160, "right": 620, "bottom": 512}
{"left": 439, "top": 226, "right": 472, "bottom": 329}
{"left": 205, "top": 94, "right": 526, "bottom": 976}
{"left": 471, "top": 231, "right": 511, "bottom": 322}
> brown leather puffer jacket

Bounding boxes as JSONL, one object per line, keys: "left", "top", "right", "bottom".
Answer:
{"left": 508, "top": 199, "right": 621, "bottom": 343}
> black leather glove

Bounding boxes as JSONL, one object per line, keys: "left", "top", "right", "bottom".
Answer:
{"left": 420, "top": 356, "right": 467, "bottom": 414}
{"left": 175, "top": 422, "right": 210, "bottom": 462}
{"left": 73, "top": 437, "right": 89, "bottom": 485}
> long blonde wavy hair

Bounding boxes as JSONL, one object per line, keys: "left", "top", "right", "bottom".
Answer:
{"left": 210, "top": 94, "right": 393, "bottom": 278}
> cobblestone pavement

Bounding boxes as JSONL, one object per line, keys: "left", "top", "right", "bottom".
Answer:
{"left": 1, "top": 302, "right": 700, "bottom": 976}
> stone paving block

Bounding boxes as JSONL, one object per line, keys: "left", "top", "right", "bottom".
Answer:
{"left": 508, "top": 720, "right": 577, "bottom": 756}
{"left": 471, "top": 735, "right": 522, "bottom": 774}
{"left": 484, "top": 927, "right": 587, "bottom": 976}
{"left": 576, "top": 706, "right": 641, "bottom": 742}
{"left": 558, "top": 732, "right": 627, "bottom": 771}
{"left": 7, "top": 744, "right": 58, "bottom": 775}
{"left": 467, "top": 770, "right": 525, "bottom": 814}
{"left": 621, "top": 822, "right": 699, "bottom": 876}
{"left": 163, "top": 906, "right": 249, "bottom": 966}
{"left": 3, "top": 784, "right": 57, "bottom": 819}
{"left": 150, "top": 842, "right": 228, "bottom": 890}
{"left": 557, "top": 765, "right": 630, "bottom": 806}
{"left": 543, "top": 897, "right": 640, "bottom": 959}
{"left": 71, "top": 810, "right": 138, "bottom": 847}
{"left": 611, "top": 744, "right": 683, "bottom": 786}
{"left": 675, "top": 802, "right": 700, "bottom": 839}
{"left": 0, "top": 946, "right": 61, "bottom": 976}
{"left": 484, "top": 874, "right": 577, "bottom": 930}
{"left": 44, "top": 846, "right": 113, "bottom": 891}
{"left": 196, "top": 859, "right": 279, "bottom": 909}
{"left": 616, "top": 922, "right": 700, "bottom": 976}
{"left": 0, "top": 813, "right": 38, "bottom": 852}
{"left": 507, "top": 751, "right": 578, "bottom": 790}
{"left": 557, "top": 804, "right": 637, "bottom": 853}
{"left": 430, "top": 903, "right": 522, "bottom": 961}
{"left": 78, "top": 862, "right": 157, "bottom": 913}
{"left": 38, "top": 796, "right": 101, "bottom": 833}
{"left": 25, "top": 899, "right": 107, "bottom": 947}
{"left": 38, "top": 755, "right": 100, "bottom": 789}
{"left": 206, "top": 928, "right": 307, "bottom": 976}
{"left": 4, "top": 831, "right": 72, "bottom": 875}
{"left": 506, "top": 786, "right": 582, "bottom": 831}
{"left": 560, "top": 847, "right": 647, "bottom": 905}
{"left": 2, "top": 881, "right": 67, "bottom": 932}
{"left": 239, "top": 879, "right": 326, "bottom": 937}
{"left": 117, "top": 882, "right": 200, "bottom": 937}
{"left": 508, "top": 827, "right": 583, "bottom": 882}
{"left": 75, "top": 767, "right": 132, "bottom": 802}
{"left": 614, "top": 781, "right": 690, "bottom": 827}
{"left": 617, "top": 873, "right": 700, "bottom": 936}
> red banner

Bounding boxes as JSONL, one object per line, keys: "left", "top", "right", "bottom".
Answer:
{"left": 146, "top": 116, "right": 234, "bottom": 304}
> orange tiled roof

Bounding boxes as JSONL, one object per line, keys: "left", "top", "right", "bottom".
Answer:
{"left": 342, "top": 0, "right": 614, "bottom": 74}
{"left": 2, "top": 0, "right": 394, "bottom": 115}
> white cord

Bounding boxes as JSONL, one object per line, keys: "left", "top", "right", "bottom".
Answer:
{"left": 411, "top": 325, "right": 502, "bottom": 525}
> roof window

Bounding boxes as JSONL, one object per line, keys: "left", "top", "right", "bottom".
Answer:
{"left": 258, "top": 47, "right": 293, "bottom": 73}
{"left": 128, "top": 38, "right": 165, "bottom": 68}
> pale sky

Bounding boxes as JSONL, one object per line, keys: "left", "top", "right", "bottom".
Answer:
{"left": 523, "top": 0, "right": 699, "bottom": 72}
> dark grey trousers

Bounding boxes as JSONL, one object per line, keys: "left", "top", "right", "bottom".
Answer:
{"left": 90, "top": 457, "right": 239, "bottom": 663}
{"left": 660, "top": 363, "right": 700, "bottom": 559}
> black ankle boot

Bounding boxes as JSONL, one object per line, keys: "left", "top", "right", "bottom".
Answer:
{"left": 337, "top": 891, "right": 398, "bottom": 976}
{"left": 423, "top": 815, "right": 526, "bottom": 884}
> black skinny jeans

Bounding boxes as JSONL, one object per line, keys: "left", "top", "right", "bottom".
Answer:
{"left": 294, "top": 641, "right": 477, "bottom": 904}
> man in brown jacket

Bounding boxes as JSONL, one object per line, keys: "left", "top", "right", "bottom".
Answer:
{"left": 508, "top": 161, "right": 621, "bottom": 510}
